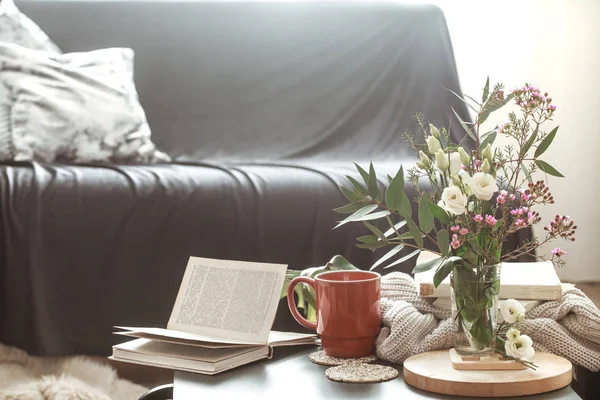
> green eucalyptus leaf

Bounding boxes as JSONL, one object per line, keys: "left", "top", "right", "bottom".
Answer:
{"left": 402, "top": 213, "right": 424, "bottom": 248}
{"left": 294, "top": 285, "right": 306, "bottom": 310}
{"left": 367, "top": 162, "right": 380, "bottom": 200}
{"left": 354, "top": 210, "right": 391, "bottom": 222}
{"left": 412, "top": 256, "right": 443, "bottom": 274}
{"left": 479, "top": 93, "right": 514, "bottom": 125}
{"left": 536, "top": 160, "right": 564, "bottom": 177}
{"left": 398, "top": 231, "right": 425, "bottom": 240}
{"left": 520, "top": 163, "right": 534, "bottom": 184}
{"left": 445, "top": 87, "right": 479, "bottom": 112}
{"left": 535, "top": 126, "right": 558, "bottom": 158}
{"left": 333, "top": 202, "right": 364, "bottom": 214}
{"left": 482, "top": 76, "right": 490, "bottom": 103}
{"left": 480, "top": 130, "right": 497, "bottom": 150}
{"left": 467, "top": 238, "right": 484, "bottom": 256}
{"left": 326, "top": 255, "right": 360, "bottom": 271}
{"left": 461, "top": 247, "right": 478, "bottom": 266}
{"left": 520, "top": 132, "right": 537, "bottom": 158}
{"left": 383, "top": 220, "right": 407, "bottom": 238}
{"left": 346, "top": 176, "right": 367, "bottom": 196}
{"left": 371, "top": 244, "right": 405, "bottom": 270}
{"left": 306, "top": 305, "right": 317, "bottom": 323}
{"left": 356, "top": 242, "right": 390, "bottom": 250}
{"left": 385, "top": 167, "right": 405, "bottom": 211}
{"left": 383, "top": 249, "right": 421, "bottom": 269}
{"left": 400, "top": 193, "right": 411, "bottom": 215}
{"left": 363, "top": 221, "right": 385, "bottom": 239}
{"left": 426, "top": 200, "right": 451, "bottom": 224}
{"left": 433, "top": 256, "right": 462, "bottom": 288}
{"left": 301, "top": 265, "right": 330, "bottom": 278}
{"left": 437, "top": 229, "right": 450, "bottom": 258}
{"left": 354, "top": 163, "right": 370, "bottom": 187}
{"left": 357, "top": 235, "right": 380, "bottom": 244}
{"left": 469, "top": 317, "right": 492, "bottom": 346}
{"left": 341, "top": 186, "right": 363, "bottom": 202}
{"left": 418, "top": 197, "right": 434, "bottom": 233}
{"left": 333, "top": 204, "right": 378, "bottom": 229}
{"left": 452, "top": 107, "right": 475, "bottom": 140}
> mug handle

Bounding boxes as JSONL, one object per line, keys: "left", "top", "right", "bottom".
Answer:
{"left": 287, "top": 276, "right": 318, "bottom": 331}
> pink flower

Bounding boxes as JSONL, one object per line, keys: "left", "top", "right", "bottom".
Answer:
{"left": 450, "top": 225, "right": 460, "bottom": 233}
{"left": 459, "top": 228, "right": 469, "bottom": 236}
{"left": 497, "top": 195, "right": 506, "bottom": 205}
{"left": 473, "top": 214, "right": 484, "bottom": 223}
{"left": 485, "top": 215, "right": 498, "bottom": 226}
{"left": 509, "top": 194, "right": 516, "bottom": 201}
{"left": 551, "top": 247, "right": 567, "bottom": 257}
{"left": 500, "top": 190, "right": 508, "bottom": 196}
{"left": 547, "top": 105, "right": 556, "bottom": 111}
{"left": 451, "top": 240, "right": 462, "bottom": 250}
{"left": 515, "top": 219, "right": 527, "bottom": 228}
{"left": 511, "top": 207, "right": 528, "bottom": 216}
{"left": 452, "top": 234, "right": 458, "bottom": 240}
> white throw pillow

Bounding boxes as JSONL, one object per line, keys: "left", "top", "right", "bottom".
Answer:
{"left": 0, "top": 0, "right": 61, "bottom": 53}
{"left": 0, "top": 43, "right": 170, "bottom": 163}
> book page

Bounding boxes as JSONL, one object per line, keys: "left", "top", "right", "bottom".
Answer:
{"left": 167, "top": 257, "right": 287, "bottom": 344}
{"left": 114, "top": 327, "right": 259, "bottom": 347}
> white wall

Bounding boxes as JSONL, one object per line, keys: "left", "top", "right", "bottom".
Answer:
{"left": 436, "top": 0, "right": 600, "bottom": 281}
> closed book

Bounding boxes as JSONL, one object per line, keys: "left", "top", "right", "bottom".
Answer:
{"left": 414, "top": 251, "right": 562, "bottom": 300}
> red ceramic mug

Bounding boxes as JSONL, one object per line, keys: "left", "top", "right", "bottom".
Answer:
{"left": 287, "top": 270, "right": 381, "bottom": 358}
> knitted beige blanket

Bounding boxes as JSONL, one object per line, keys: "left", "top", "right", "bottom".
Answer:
{"left": 376, "top": 272, "right": 600, "bottom": 371}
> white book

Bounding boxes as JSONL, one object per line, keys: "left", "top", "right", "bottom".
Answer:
{"left": 414, "top": 251, "right": 562, "bottom": 300}
{"left": 111, "top": 257, "right": 318, "bottom": 374}
{"left": 432, "top": 297, "right": 542, "bottom": 312}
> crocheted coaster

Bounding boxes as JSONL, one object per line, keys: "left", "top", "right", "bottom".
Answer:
{"left": 308, "top": 350, "right": 377, "bottom": 366}
{"left": 325, "top": 364, "right": 399, "bottom": 383}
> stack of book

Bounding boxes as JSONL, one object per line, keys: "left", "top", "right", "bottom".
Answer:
{"left": 413, "top": 251, "right": 565, "bottom": 311}
{"left": 111, "top": 258, "right": 318, "bottom": 375}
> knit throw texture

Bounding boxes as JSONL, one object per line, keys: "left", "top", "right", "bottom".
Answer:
{"left": 376, "top": 272, "right": 600, "bottom": 371}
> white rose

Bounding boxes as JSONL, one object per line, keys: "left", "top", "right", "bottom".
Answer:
{"left": 449, "top": 152, "right": 462, "bottom": 175}
{"left": 441, "top": 186, "right": 468, "bottom": 216}
{"left": 500, "top": 299, "right": 526, "bottom": 324}
{"left": 427, "top": 136, "right": 441, "bottom": 154}
{"left": 506, "top": 328, "right": 520, "bottom": 342}
{"left": 505, "top": 334, "right": 535, "bottom": 361}
{"left": 467, "top": 172, "right": 499, "bottom": 201}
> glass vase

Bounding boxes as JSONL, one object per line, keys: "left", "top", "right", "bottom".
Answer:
{"left": 451, "top": 263, "right": 501, "bottom": 356}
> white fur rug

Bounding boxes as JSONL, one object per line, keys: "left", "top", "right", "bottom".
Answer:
{"left": 0, "top": 343, "right": 147, "bottom": 400}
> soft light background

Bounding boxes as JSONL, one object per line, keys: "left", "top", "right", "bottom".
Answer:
{"left": 435, "top": 0, "right": 599, "bottom": 282}
{"left": 262, "top": 0, "right": 598, "bottom": 281}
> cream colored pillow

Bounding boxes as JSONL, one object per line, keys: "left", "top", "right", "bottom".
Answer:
{"left": 0, "top": 0, "right": 61, "bottom": 53}
{"left": 0, "top": 43, "right": 170, "bottom": 163}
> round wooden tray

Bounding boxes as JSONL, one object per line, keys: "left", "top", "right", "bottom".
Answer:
{"left": 403, "top": 350, "right": 572, "bottom": 397}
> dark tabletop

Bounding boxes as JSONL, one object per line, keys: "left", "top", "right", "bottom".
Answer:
{"left": 173, "top": 347, "right": 581, "bottom": 400}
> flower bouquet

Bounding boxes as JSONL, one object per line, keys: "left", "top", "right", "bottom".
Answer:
{"left": 334, "top": 79, "right": 576, "bottom": 362}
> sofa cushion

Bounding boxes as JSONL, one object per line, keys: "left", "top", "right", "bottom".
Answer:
{"left": 0, "top": 43, "right": 170, "bottom": 163}
{"left": 0, "top": 0, "right": 60, "bottom": 52}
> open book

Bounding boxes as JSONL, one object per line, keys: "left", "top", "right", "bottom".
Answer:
{"left": 414, "top": 251, "right": 562, "bottom": 301}
{"left": 110, "top": 257, "right": 318, "bottom": 375}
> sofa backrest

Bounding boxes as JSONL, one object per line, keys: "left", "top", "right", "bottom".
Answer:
{"left": 18, "top": 0, "right": 470, "bottom": 161}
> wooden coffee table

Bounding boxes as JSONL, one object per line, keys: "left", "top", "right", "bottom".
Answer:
{"left": 171, "top": 347, "right": 580, "bottom": 399}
